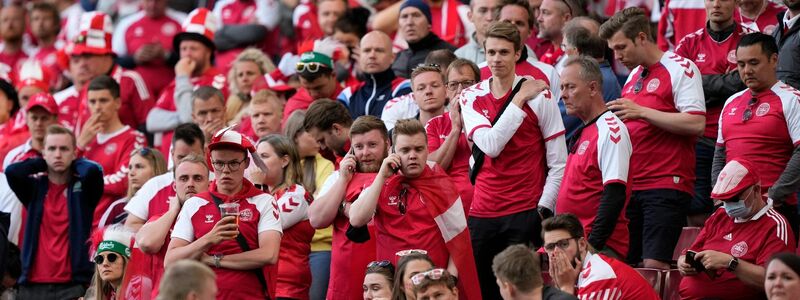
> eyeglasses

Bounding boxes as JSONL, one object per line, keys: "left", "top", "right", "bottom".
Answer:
{"left": 411, "top": 268, "right": 446, "bottom": 286}
{"left": 211, "top": 159, "right": 247, "bottom": 171}
{"left": 396, "top": 249, "right": 428, "bottom": 257}
{"left": 446, "top": 80, "right": 476, "bottom": 91}
{"left": 633, "top": 68, "right": 649, "bottom": 94}
{"left": 543, "top": 237, "right": 578, "bottom": 252}
{"left": 742, "top": 97, "right": 758, "bottom": 123}
{"left": 94, "top": 252, "right": 120, "bottom": 265}
{"left": 296, "top": 62, "right": 329, "bottom": 73}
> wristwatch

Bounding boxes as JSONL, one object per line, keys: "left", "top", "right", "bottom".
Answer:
{"left": 727, "top": 256, "right": 739, "bottom": 272}
{"left": 213, "top": 253, "right": 224, "bottom": 268}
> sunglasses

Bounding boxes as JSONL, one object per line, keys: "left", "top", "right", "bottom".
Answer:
{"left": 94, "top": 252, "right": 121, "bottom": 265}
{"left": 296, "top": 62, "right": 329, "bottom": 73}
{"left": 396, "top": 249, "right": 428, "bottom": 257}
{"left": 397, "top": 188, "right": 409, "bottom": 215}
{"left": 633, "top": 68, "right": 649, "bottom": 94}
{"left": 131, "top": 147, "right": 153, "bottom": 157}
{"left": 411, "top": 268, "right": 446, "bottom": 286}
{"left": 742, "top": 97, "right": 758, "bottom": 123}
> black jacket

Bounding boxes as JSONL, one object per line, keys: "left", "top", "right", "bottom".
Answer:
{"left": 392, "top": 33, "right": 456, "bottom": 78}
{"left": 774, "top": 11, "right": 800, "bottom": 89}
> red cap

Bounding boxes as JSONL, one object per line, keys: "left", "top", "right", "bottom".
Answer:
{"left": 16, "top": 60, "right": 51, "bottom": 91}
{"left": 70, "top": 12, "right": 114, "bottom": 56}
{"left": 25, "top": 92, "right": 58, "bottom": 115}
{"left": 711, "top": 159, "right": 760, "bottom": 201}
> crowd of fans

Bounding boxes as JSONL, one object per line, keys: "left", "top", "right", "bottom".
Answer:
{"left": 0, "top": 0, "right": 799, "bottom": 299}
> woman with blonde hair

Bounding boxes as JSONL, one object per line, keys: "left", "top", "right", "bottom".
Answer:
{"left": 283, "top": 110, "right": 335, "bottom": 299}
{"left": 225, "top": 48, "right": 276, "bottom": 125}
{"left": 254, "top": 134, "right": 315, "bottom": 300}
{"left": 97, "top": 147, "right": 168, "bottom": 227}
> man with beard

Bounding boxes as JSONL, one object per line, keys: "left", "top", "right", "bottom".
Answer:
{"left": 350, "top": 119, "right": 481, "bottom": 299}
{"left": 544, "top": 214, "right": 660, "bottom": 300}
{"left": 307, "top": 115, "right": 387, "bottom": 299}
{"left": 135, "top": 154, "right": 210, "bottom": 297}
{"left": 774, "top": 0, "right": 800, "bottom": 89}
{"left": 148, "top": 8, "right": 227, "bottom": 155}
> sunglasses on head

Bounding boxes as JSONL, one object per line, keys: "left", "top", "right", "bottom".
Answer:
{"left": 94, "top": 252, "right": 120, "bottom": 265}
{"left": 131, "top": 147, "right": 153, "bottom": 157}
{"left": 367, "top": 260, "right": 395, "bottom": 273}
{"left": 411, "top": 268, "right": 446, "bottom": 286}
{"left": 396, "top": 249, "right": 428, "bottom": 257}
{"left": 296, "top": 62, "right": 330, "bottom": 73}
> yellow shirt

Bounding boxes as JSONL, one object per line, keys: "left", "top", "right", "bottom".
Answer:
{"left": 308, "top": 154, "right": 334, "bottom": 251}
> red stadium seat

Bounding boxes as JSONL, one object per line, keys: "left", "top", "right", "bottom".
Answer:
{"left": 634, "top": 268, "right": 663, "bottom": 296}
{"left": 662, "top": 269, "right": 683, "bottom": 300}
{"left": 672, "top": 227, "right": 701, "bottom": 261}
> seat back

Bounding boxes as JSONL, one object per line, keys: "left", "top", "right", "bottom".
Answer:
{"left": 662, "top": 269, "right": 683, "bottom": 300}
{"left": 672, "top": 227, "right": 702, "bottom": 261}
{"left": 634, "top": 268, "right": 663, "bottom": 296}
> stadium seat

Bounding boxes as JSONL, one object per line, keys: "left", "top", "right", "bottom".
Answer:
{"left": 634, "top": 268, "right": 663, "bottom": 296}
{"left": 672, "top": 227, "right": 701, "bottom": 261}
{"left": 662, "top": 269, "right": 683, "bottom": 300}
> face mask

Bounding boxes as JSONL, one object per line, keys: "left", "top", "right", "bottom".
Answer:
{"left": 723, "top": 199, "right": 751, "bottom": 218}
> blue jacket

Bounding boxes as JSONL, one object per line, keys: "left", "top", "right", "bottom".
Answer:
{"left": 6, "top": 157, "right": 103, "bottom": 285}
{"left": 338, "top": 68, "right": 411, "bottom": 119}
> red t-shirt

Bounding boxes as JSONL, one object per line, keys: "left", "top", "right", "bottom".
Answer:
{"left": 556, "top": 111, "right": 632, "bottom": 257}
{"left": 317, "top": 172, "right": 377, "bottom": 300}
{"left": 0, "top": 49, "right": 28, "bottom": 72}
{"left": 114, "top": 11, "right": 184, "bottom": 96}
{"left": 283, "top": 85, "right": 344, "bottom": 125}
{"left": 292, "top": 1, "right": 324, "bottom": 46}
{"left": 734, "top": 1, "right": 785, "bottom": 35}
{"left": 620, "top": 52, "right": 705, "bottom": 193}
{"left": 428, "top": 0, "right": 468, "bottom": 48}
{"left": 28, "top": 182, "right": 71, "bottom": 283}
{"left": 82, "top": 126, "right": 146, "bottom": 227}
{"left": 172, "top": 182, "right": 283, "bottom": 300}
{"left": 425, "top": 113, "right": 473, "bottom": 215}
{"left": 717, "top": 82, "right": 800, "bottom": 205}
{"left": 679, "top": 205, "right": 796, "bottom": 300}
{"left": 675, "top": 24, "right": 749, "bottom": 138}
{"left": 53, "top": 86, "right": 81, "bottom": 131}
{"left": 74, "top": 66, "right": 153, "bottom": 134}
{"left": 274, "top": 185, "right": 314, "bottom": 300}
{"left": 374, "top": 180, "right": 449, "bottom": 267}
{"left": 461, "top": 76, "right": 565, "bottom": 218}
{"left": 578, "top": 252, "right": 661, "bottom": 300}
{"left": 656, "top": 0, "right": 706, "bottom": 51}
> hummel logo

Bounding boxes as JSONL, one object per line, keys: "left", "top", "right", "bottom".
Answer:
{"left": 724, "top": 233, "right": 732, "bottom": 241}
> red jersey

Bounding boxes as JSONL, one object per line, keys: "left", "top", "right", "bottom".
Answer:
{"left": 675, "top": 24, "right": 749, "bottom": 138}
{"left": 425, "top": 112, "right": 473, "bottom": 214}
{"left": 479, "top": 56, "right": 562, "bottom": 101}
{"left": 292, "top": 1, "right": 324, "bottom": 45}
{"left": 657, "top": 0, "right": 706, "bottom": 51}
{"left": 172, "top": 180, "right": 282, "bottom": 300}
{"left": 621, "top": 52, "right": 705, "bottom": 193}
{"left": 28, "top": 182, "right": 71, "bottom": 283}
{"left": 213, "top": 0, "right": 260, "bottom": 74}
{"left": 0, "top": 47, "right": 28, "bottom": 72}
{"left": 679, "top": 204, "right": 796, "bottom": 300}
{"left": 113, "top": 10, "right": 186, "bottom": 96}
{"left": 82, "top": 126, "right": 146, "bottom": 228}
{"left": 154, "top": 67, "right": 227, "bottom": 154}
{"left": 317, "top": 172, "right": 377, "bottom": 300}
{"left": 374, "top": 175, "right": 450, "bottom": 267}
{"left": 75, "top": 66, "right": 153, "bottom": 135}
{"left": 428, "top": 0, "right": 469, "bottom": 48}
{"left": 53, "top": 86, "right": 80, "bottom": 131}
{"left": 717, "top": 82, "right": 800, "bottom": 205}
{"left": 461, "top": 76, "right": 565, "bottom": 218}
{"left": 274, "top": 184, "right": 314, "bottom": 300}
{"left": 734, "top": 1, "right": 785, "bottom": 35}
{"left": 556, "top": 111, "right": 632, "bottom": 257}
{"left": 577, "top": 252, "right": 661, "bottom": 300}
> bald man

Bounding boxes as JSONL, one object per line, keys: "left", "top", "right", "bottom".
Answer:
{"left": 338, "top": 31, "right": 412, "bottom": 118}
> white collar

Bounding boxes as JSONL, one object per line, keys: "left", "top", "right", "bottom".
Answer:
{"left": 783, "top": 11, "right": 800, "bottom": 30}
{"left": 734, "top": 198, "right": 773, "bottom": 223}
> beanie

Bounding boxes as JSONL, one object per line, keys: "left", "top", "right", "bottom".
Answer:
{"left": 400, "top": 0, "right": 432, "bottom": 25}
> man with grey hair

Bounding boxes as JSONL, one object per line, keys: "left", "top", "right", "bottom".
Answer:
{"left": 190, "top": 86, "right": 226, "bottom": 145}
{"left": 555, "top": 56, "right": 632, "bottom": 259}
{"left": 157, "top": 259, "right": 218, "bottom": 300}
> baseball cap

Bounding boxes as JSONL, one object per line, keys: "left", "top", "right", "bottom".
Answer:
{"left": 710, "top": 159, "right": 760, "bottom": 201}
{"left": 25, "top": 93, "right": 58, "bottom": 115}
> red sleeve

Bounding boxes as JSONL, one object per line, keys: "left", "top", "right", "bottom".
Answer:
{"left": 426, "top": 117, "right": 445, "bottom": 153}
{"left": 104, "top": 133, "right": 145, "bottom": 197}
{"left": 123, "top": 78, "right": 155, "bottom": 128}
{"left": 656, "top": 0, "right": 671, "bottom": 51}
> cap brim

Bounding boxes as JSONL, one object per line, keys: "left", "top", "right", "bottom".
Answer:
{"left": 27, "top": 104, "right": 57, "bottom": 115}
{"left": 208, "top": 141, "right": 250, "bottom": 153}
{"left": 269, "top": 85, "right": 295, "bottom": 92}
{"left": 173, "top": 32, "right": 216, "bottom": 53}
{"left": 70, "top": 44, "right": 115, "bottom": 56}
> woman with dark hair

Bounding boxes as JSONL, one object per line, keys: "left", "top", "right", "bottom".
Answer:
{"left": 283, "top": 110, "right": 334, "bottom": 300}
{"left": 0, "top": 76, "right": 24, "bottom": 162}
{"left": 254, "top": 134, "right": 315, "bottom": 300}
{"left": 391, "top": 251, "right": 435, "bottom": 300}
{"left": 364, "top": 260, "right": 395, "bottom": 300}
{"left": 766, "top": 252, "right": 800, "bottom": 300}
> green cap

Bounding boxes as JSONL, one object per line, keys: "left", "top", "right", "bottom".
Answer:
{"left": 96, "top": 240, "right": 132, "bottom": 258}
{"left": 299, "top": 51, "right": 334, "bottom": 68}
